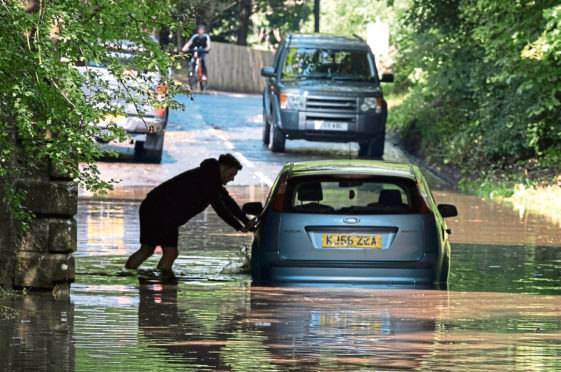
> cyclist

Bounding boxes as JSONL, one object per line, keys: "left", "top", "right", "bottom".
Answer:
{"left": 181, "top": 24, "right": 211, "bottom": 80}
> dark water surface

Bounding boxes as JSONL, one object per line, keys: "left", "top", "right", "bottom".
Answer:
{"left": 2, "top": 187, "right": 561, "bottom": 371}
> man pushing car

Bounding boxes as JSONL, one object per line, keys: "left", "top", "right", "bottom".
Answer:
{"left": 125, "top": 154, "right": 254, "bottom": 273}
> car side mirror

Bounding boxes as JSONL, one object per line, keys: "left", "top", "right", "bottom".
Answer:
{"left": 380, "top": 73, "right": 394, "bottom": 83}
{"left": 261, "top": 66, "right": 276, "bottom": 78}
{"left": 242, "top": 202, "right": 264, "bottom": 216}
{"left": 437, "top": 204, "right": 458, "bottom": 218}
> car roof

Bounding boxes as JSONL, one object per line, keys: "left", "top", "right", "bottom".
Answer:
{"left": 284, "top": 160, "right": 418, "bottom": 180}
{"left": 285, "top": 33, "right": 370, "bottom": 51}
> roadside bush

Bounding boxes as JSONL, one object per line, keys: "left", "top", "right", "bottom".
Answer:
{"left": 388, "top": 0, "right": 561, "bottom": 191}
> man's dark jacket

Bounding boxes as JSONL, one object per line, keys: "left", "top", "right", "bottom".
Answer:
{"left": 143, "top": 158, "right": 248, "bottom": 230}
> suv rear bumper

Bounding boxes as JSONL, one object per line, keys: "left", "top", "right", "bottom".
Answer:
{"left": 94, "top": 114, "right": 167, "bottom": 135}
{"left": 279, "top": 109, "right": 386, "bottom": 143}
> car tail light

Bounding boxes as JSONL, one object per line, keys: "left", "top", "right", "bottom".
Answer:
{"left": 155, "top": 84, "right": 167, "bottom": 115}
{"left": 375, "top": 97, "right": 382, "bottom": 113}
{"left": 418, "top": 194, "right": 432, "bottom": 214}
{"left": 280, "top": 93, "right": 287, "bottom": 110}
{"left": 272, "top": 173, "right": 289, "bottom": 212}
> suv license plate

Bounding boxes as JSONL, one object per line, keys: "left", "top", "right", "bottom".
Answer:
{"left": 313, "top": 120, "right": 348, "bottom": 131}
{"left": 321, "top": 234, "right": 382, "bottom": 248}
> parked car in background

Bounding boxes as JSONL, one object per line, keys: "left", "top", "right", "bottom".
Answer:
{"left": 242, "top": 160, "right": 458, "bottom": 287}
{"left": 261, "top": 34, "right": 393, "bottom": 158}
{"left": 78, "top": 40, "right": 169, "bottom": 163}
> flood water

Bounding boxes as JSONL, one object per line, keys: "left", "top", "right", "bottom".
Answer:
{"left": 2, "top": 186, "right": 561, "bottom": 371}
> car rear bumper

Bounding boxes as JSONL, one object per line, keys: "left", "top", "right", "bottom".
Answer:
{"left": 253, "top": 254, "right": 439, "bottom": 287}
{"left": 260, "top": 266, "right": 436, "bottom": 287}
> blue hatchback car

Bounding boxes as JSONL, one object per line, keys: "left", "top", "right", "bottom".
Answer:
{"left": 242, "top": 160, "right": 458, "bottom": 287}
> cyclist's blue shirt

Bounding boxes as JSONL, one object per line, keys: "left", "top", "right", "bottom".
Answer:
{"left": 190, "top": 33, "right": 210, "bottom": 49}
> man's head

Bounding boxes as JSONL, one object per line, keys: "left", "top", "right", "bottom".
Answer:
{"left": 197, "top": 24, "right": 206, "bottom": 37}
{"left": 218, "top": 153, "right": 242, "bottom": 185}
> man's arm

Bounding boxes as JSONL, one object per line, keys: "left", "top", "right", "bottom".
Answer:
{"left": 218, "top": 187, "right": 249, "bottom": 224}
{"left": 181, "top": 35, "right": 196, "bottom": 52}
{"left": 210, "top": 197, "right": 244, "bottom": 231}
{"left": 181, "top": 40, "right": 192, "bottom": 52}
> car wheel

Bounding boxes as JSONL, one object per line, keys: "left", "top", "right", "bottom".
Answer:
{"left": 262, "top": 110, "right": 271, "bottom": 145}
{"left": 134, "top": 137, "right": 163, "bottom": 164}
{"left": 268, "top": 124, "right": 285, "bottom": 153}
{"left": 358, "top": 134, "right": 384, "bottom": 159}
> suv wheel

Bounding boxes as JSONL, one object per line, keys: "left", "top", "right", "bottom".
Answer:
{"left": 358, "top": 135, "right": 384, "bottom": 159}
{"left": 134, "top": 136, "right": 164, "bottom": 164}
{"left": 262, "top": 110, "right": 271, "bottom": 145}
{"left": 268, "top": 124, "right": 285, "bottom": 153}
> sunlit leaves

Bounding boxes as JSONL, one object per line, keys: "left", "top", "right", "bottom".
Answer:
{"left": 0, "top": 0, "right": 190, "bottom": 226}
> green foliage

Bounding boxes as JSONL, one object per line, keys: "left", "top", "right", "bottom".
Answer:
{"left": 389, "top": 0, "right": 561, "bottom": 183}
{"left": 0, "top": 0, "right": 189, "bottom": 227}
{"left": 301, "top": 0, "right": 406, "bottom": 39}
{"left": 208, "top": 0, "right": 313, "bottom": 46}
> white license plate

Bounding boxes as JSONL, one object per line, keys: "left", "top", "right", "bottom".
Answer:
{"left": 313, "top": 120, "right": 348, "bottom": 131}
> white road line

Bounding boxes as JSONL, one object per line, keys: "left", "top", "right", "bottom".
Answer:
{"left": 255, "top": 171, "right": 273, "bottom": 187}
{"left": 211, "top": 128, "right": 271, "bottom": 186}
{"left": 234, "top": 151, "right": 255, "bottom": 168}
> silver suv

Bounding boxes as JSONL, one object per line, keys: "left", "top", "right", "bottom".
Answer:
{"left": 78, "top": 40, "right": 169, "bottom": 163}
{"left": 261, "top": 34, "right": 393, "bottom": 158}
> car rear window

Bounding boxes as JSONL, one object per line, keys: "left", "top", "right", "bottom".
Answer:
{"left": 281, "top": 47, "right": 375, "bottom": 81}
{"left": 286, "top": 176, "right": 418, "bottom": 214}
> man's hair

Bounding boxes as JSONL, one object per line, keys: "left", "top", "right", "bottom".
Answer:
{"left": 218, "top": 153, "right": 242, "bottom": 170}
{"left": 197, "top": 24, "right": 206, "bottom": 31}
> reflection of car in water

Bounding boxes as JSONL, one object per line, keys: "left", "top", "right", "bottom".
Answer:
{"left": 248, "top": 287, "right": 438, "bottom": 370}
{"left": 261, "top": 33, "right": 393, "bottom": 158}
{"left": 242, "top": 160, "right": 458, "bottom": 287}
{"left": 78, "top": 40, "right": 169, "bottom": 163}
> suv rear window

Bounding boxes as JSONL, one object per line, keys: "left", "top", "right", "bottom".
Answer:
{"left": 286, "top": 176, "right": 417, "bottom": 214}
{"left": 281, "top": 47, "right": 375, "bottom": 81}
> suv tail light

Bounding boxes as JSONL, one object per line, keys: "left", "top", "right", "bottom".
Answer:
{"left": 155, "top": 84, "right": 167, "bottom": 115}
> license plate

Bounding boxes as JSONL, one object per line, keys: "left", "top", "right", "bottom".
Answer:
{"left": 321, "top": 234, "right": 382, "bottom": 248}
{"left": 313, "top": 120, "right": 348, "bottom": 131}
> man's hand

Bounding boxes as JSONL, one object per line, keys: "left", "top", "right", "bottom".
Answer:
{"left": 240, "top": 218, "right": 257, "bottom": 233}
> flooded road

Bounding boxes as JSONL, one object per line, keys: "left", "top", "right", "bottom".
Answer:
{"left": 2, "top": 187, "right": 561, "bottom": 371}
{"left": 3, "top": 93, "right": 561, "bottom": 370}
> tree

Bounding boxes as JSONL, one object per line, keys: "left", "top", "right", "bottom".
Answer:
{"left": 0, "top": 0, "right": 189, "bottom": 228}
{"left": 389, "top": 0, "right": 561, "bottom": 172}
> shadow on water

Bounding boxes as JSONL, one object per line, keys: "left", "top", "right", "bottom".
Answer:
{"left": 3, "top": 187, "right": 561, "bottom": 370}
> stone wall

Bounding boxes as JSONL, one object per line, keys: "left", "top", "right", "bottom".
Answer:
{"left": 0, "top": 137, "right": 76, "bottom": 289}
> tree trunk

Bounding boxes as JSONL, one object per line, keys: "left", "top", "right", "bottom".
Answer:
{"left": 314, "top": 0, "right": 320, "bottom": 33}
{"left": 237, "top": 0, "right": 252, "bottom": 46}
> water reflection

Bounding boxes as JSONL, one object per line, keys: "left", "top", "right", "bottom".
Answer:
{"left": 0, "top": 293, "right": 74, "bottom": 371}
{"left": 134, "top": 283, "right": 561, "bottom": 370}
